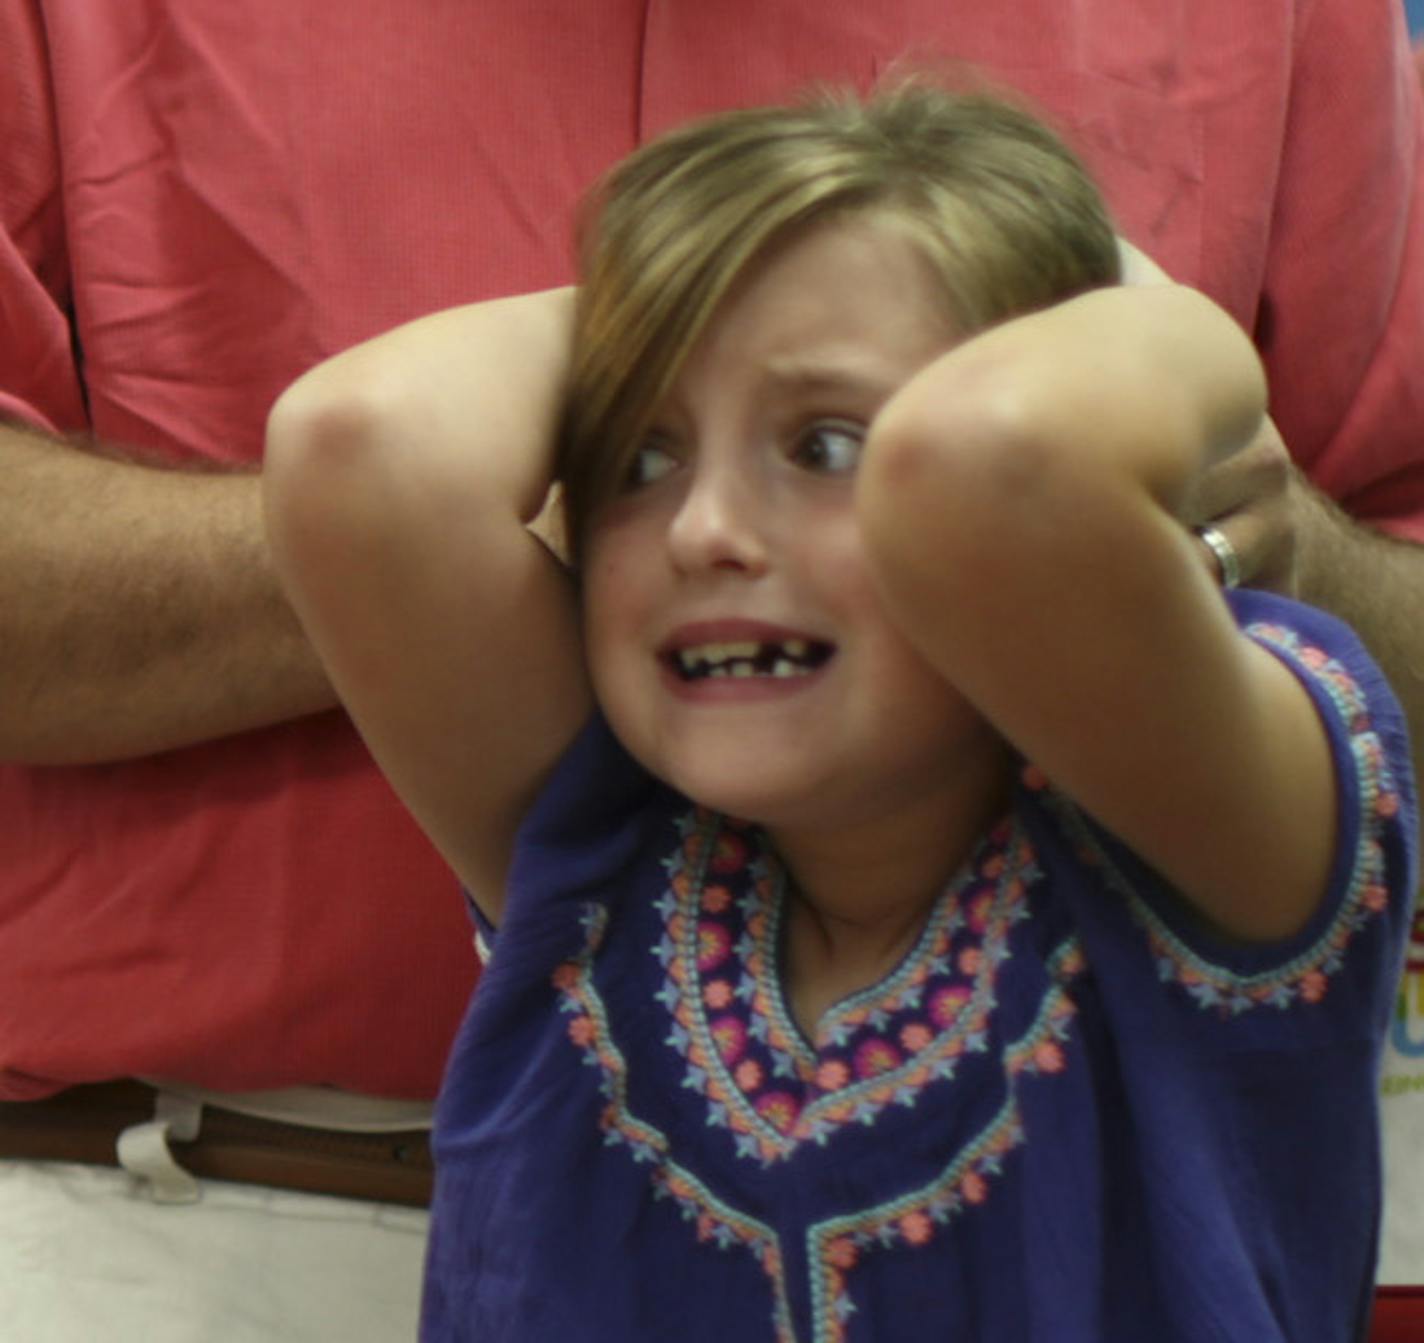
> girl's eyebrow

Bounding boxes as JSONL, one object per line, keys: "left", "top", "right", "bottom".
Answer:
{"left": 759, "top": 356, "right": 899, "bottom": 401}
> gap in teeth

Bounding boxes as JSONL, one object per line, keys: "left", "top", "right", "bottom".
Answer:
{"left": 677, "top": 638, "right": 821, "bottom": 679}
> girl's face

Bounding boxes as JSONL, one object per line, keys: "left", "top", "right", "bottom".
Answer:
{"left": 582, "top": 216, "right": 1002, "bottom": 835}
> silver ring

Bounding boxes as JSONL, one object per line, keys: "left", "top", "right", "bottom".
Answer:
{"left": 1194, "top": 524, "right": 1241, "bottom": 589}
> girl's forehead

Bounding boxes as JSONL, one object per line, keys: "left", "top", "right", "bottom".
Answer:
{"left": 673, "top": 217, "right": 961, "bottom": 388}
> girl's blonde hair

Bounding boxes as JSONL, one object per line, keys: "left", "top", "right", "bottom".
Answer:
{"left": 558, "top": 81, "right": 1120, "bottom": 559}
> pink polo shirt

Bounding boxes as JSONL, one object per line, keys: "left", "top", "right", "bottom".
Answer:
{"left": 2, "top": 0, "right": 1421, "bottom": 1101}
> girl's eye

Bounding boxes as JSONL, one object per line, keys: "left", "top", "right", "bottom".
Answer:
{"left": 625, "top": 438, "right": 678, "bottom": 490}
{"left": 792, "top": 422, "right": 864, "bottom": 475}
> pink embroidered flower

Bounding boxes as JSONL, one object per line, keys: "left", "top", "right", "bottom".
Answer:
{"left": 551, "top": 962, "right": 581, "bottom": 992}
{"left": 1378, "top": 791, "right": 1400, "bottom": 819}
{"left": 710, "top": 832, "right": 749, "bottom": 873}
{"left": 710, "top": 1015, "right": 748, "bottom": 1063}
{"left": 826, "top": 1237, "right": 859, "bottom": 1270}
{"left": 755, "top": 1091, "right": 800, "bottom": 1134}
{"left": 899, "top": 1022, "right": 934, "bottom": 1053}
{"left": 697, "top": 921, "right": 733, "bottom": 971}
{"left": 734, "top": 1059, "right": 764, "bottom": 1092}
{"left": 1361, "top": 883, "right": 1389, "bottom": 913}
{"left": 1299, "top": 970, "right": 1328, "bottom": 1003}
{"left": 702, "top": 883, "right": 733, "bottom": 914}
{"left": 815, "top": 1059, "right": 851, "bottom": 1092}
{"left": 703, "top": 979, "right": 735, "bottom": 1010}
{"left": 966, "top": 891, "right": 993, "bottom": 932}
{"left": 898, "top": 1211, "right": 933, "bottom": 1246}
{"left": 960, "top": 1171, "right": 988, "bottom": 1204}
{"left": 930, "top": 985, "right": 971, "bottom": 1028}
{"left": 567, "top": 1016, "right": 596, "bottom": 1048}
{"left": 957, "top": 946, "right": 983, "bottom": 976}
{"left": 1299, "top": 645, "right": 1327, "bottom": 670}
{"left": 854, "top": 1039, "right": 902, "bottom": 1079}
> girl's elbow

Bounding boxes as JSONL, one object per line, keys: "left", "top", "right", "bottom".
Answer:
{"left": 861, "top": 381, "right": 1055, "bottom": 569}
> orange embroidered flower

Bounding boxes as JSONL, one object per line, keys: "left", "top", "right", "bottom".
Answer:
{"left": 898, "top": 1211, "right": 933, "bottom": 1245}
{"left": 826, "top": 1237, "right": 859, "bottom": 1269}
{"left": 957, "top": 947, "right": 982, "bottom": 976}
{"left": 567, "top": 1016, "right": 595, "bottom": 1047}
{"left": 551, "top": 962, "right": 581, "bottom": 991}
{"left": 1300, "top": 970, "right": 1328, "bottom": 1003}
{"left": 899, "top": 1022, "right": 934, "bottom": 1053}
{"left": 1033, "top": 1039, "right": 1065, "bottom": 1073}
{"left": 815, "top": 1059, "right": 851, "bottom": 1092}
{"left": 703, "top": 979, "right": 735, "bottom": 1010}
{"left": 702, "top": 884, "right": 733, "bottom": 913}
{"left": 734, "top": 1059, "right": 764, "bottom": 1092}
{"left": 961, "top": 1171, "right": 988, "bottom": 1204}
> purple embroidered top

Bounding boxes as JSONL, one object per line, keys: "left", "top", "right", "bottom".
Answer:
{"left": 422, "top": 590, "right": 1416, "bottom": 1343}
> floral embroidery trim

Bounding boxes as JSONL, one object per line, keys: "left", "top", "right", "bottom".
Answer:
{"left": 655, "top": 809, "right": 1040, "bottom": 1164}
{"left": 804, "top": 938, "right": 1086, "bottom": 1343}
{"left": 1033, "top": 622, "right": 1400, "bottom": 1014}
{"left": 555, "top": 896, "right": 1084, "bottom": 1343}
{"left": 651, "top": 1161, "right": 797, "bottom": 1343}
{"left": 556, "top": 899, "right": 794, "bottom": 1341}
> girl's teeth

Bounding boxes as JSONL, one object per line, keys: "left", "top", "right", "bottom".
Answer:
{"left": 783, "top": 639, "right": 807, "bottom": 659}
{"left": 773, "top": 660, "right": 797, "bottom": 678}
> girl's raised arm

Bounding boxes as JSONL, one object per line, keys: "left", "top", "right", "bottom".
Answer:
{"left": 263, "top": 290, "right": 591, "bottom": 922}
{"left": 859, "top": 284, "right": 1335, "bottom": 942}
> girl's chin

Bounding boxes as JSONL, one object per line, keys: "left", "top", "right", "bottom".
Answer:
{"left": 655, "top": 761, "right": 829, "bottom": 827}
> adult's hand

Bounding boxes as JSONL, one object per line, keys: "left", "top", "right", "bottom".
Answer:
{"left": 1178, "top": 415, "right": 1299, "bottom": 595}
{"left": 1117, "top": 237, "right": 1299, "bottom": 596}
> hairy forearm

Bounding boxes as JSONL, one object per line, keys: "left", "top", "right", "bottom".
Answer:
{"left": 1293, "top": 479, "right": 1424, "bottom": 791}
{"left": 0, "top": 422, "right": 335, "bottom": 764}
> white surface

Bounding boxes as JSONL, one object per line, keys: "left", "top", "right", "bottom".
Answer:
{"left": 1379, "top": 950, "right": 1424, "bottom": 1286}
{"left": 0, "top": 1160, "right": 428, "bottom": 1342}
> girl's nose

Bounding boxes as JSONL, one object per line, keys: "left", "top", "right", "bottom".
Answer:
{"left": 666, "top": 460, "right": 769, "bottom": 577}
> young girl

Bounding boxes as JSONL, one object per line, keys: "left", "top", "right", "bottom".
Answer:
{"left": 263, "top": 86, "right": 1415, "bottom": 1342}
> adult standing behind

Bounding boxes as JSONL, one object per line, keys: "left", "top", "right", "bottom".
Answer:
{"left": 2, "top": 0, "right": 1422, "bottom": 1336}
